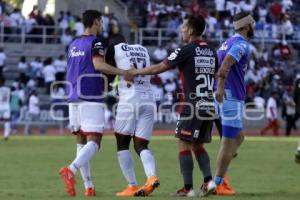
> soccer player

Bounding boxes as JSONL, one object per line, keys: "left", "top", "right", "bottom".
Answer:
{"left": 59, "top": 10, "right": 126, "bottom": 197}
{"left": 207, "top": 12, "right": 256, "bottom": 195}
{"left": 105, "top": 34, "right": 159, "bottom": 197}
{"left": 0, "top": 77, "right": 11, "bottom": 141}
{"left": 126, "top": 15, "right": 217, "bottom": 197}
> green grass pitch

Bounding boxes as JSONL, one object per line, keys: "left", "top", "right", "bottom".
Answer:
{"left": 0, "top": 135, "right": 299, "bottom": 200}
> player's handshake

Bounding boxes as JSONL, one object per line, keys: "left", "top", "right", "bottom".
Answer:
{"left": 124, "top": 68, "right": 136, "bottom": 82}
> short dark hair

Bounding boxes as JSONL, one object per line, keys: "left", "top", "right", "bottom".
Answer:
{"left": 233, "top": 12, "right": 250, "bottom": 22}
{"left": 186, "top": 15, "right": 206, "bottom": 36}
{"left": 82, "top": 10, "right": 102, "bottom": 28}
{"left": 108, "top": 34, "right": 126, "bottom": 47}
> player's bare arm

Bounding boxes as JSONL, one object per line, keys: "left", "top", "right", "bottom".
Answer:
{"left": 93, "top": 56, "right": 126, "bottom": 75}
{"left": 215, "top": 54, "right": 236, "bottom": 103}
{"left": 125, "top": 62, "right": 170, "bottom": 81}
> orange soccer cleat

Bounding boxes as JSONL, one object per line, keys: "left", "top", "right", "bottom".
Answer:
{"left": 215, "top": 176, "right": 235, "bottom": 196}
{"left": 59, "top": 167, "right": 76, "bottom": 197}
{"left": 85, "top": 187, "right": 96, "bottom": 197}
{"left": 116, "top": 185, "right": 139, "bottom": 197}
{"left": 134, "top": 176, "right": 160, "bottom": 196}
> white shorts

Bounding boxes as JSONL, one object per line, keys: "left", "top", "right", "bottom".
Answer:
{"left": 114, "top": 101, "right": 155, "bottom": 141}
{"left": 69, "top": 101, "right": 105, "bottom": 135}
{"left": 0, "top": 108, "right": 10, "bottom": 120}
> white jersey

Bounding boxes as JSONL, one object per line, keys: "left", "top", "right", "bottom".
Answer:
{"left": 113, "top": 43, "right": 153, "bottom": 101}
{"left": 0, "top": 86, "right": 10, "bottom": 110}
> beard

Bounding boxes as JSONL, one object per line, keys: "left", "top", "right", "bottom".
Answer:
{"left": 247, "top": 26, "right": 254, "bottom": 38}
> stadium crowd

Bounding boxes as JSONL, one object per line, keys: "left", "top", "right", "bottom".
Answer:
{"left": 0, "top": 2, "right": 121, "bottom": 44}
{"left": 0, "top": 0, "right": 300, "bottom": 136}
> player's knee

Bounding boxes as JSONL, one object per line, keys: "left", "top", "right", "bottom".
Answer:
{"left": 115, "top": 133, "right": 131, "bottom": 151}
{"left": 133, "top": 138, "right": 149, "bottom": 155}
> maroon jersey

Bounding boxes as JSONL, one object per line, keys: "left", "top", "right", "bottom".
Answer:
{"left": 164, "top": 40, "right": 217, "bottom": 115}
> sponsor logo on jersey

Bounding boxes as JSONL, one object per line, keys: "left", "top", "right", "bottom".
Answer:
{"left": 69, "top": 47, "right": 85, "bottom": 58}
{"left": 194, "top": 56, "right": 215, "bottom": 68}
{"left": 195, "top": 47, "right": 214, "bottom": 56}
{"left": 121, "top": 44, "right": 146, "bottom": 52}
{"left": 181, "top": 130, "right": 192, "bottom": 136}
{"left": 193, "top": 130, "right": 199, "bottom": 138}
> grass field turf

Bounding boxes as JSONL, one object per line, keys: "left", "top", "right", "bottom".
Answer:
{"left": 0, "top": 135, "right": 299, "bottom": 200}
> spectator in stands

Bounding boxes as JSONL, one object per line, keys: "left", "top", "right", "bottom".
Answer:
{"left": 53, "top": 55, "right": 66, "bottom": 81}
{"left": 17, "top": 56, "right": 28, "bottom": 72}
{"left": 206, "top": 11, "right": 218, "bottom": 37}
{"left": 108, "top": 13, "right": 120, "bottom": 35}
{"left": 261, "top": 91, "right": 279, "bottom": 136}
{"left": 226, "top": 0, "right": 243, "bottom": 16}
{"left": 42, "top": 57, "right": 56, "bottom": 94}
{"left": 10, "top": 86, "right": 22, "bottom": 133}
{"left": 30, "top": 56, "right": 43, "bottom": 77}
{"left": 166, "top": 14, "right": 180, "bottom": 37}
{"left": 282, "top": 85, "right": 296, "bottom": 136}
{"left": 18, "top": 56, "right": 29, "bottom": 85}
{"left": 279, "top": 40, "right": 292, "bottom": 60}
{"left": 29, "top": 5, "right": 38, "bottom": 19}
{"left": 24, "top": 89, "right": 44, "bottom": 135}
{"left": 282, "top": 0, "right": 293, "bottom": 13}
{"left": 58, "top": 11, "right": 68, "bottom": 31}
{"left": 152, "top": 84, "right": 164, "bottom": 108}
{"left": 60, "top": 27, "right": 73, "bottom": 45}
{"left": 9, "top": 8, "right": 24, "bottom": 42}
{"left": 152, "top": 45, "right": 168, "bottom": 64}
{"left": 74, "top": 16, "right": 84, "bottom": 36}
{"left": 257, "top": 3, "right": 268, "bottom": 23}
{"left": 0, "top": 47, "right": 7, "bottom": 76}
{"left": 214, "top": 0, "right": 227, "bottom": 19}
{"left": 282, "top": 14, "right": 294, "bottom": 40}
{"left": 167, "top": 37, "right": 179, "bottom": 52}
{"left": 270, "top": 1, "right": 282, "bottom": 23}
{"left": 44, "top": 14, "right": 55, "bottom": 38}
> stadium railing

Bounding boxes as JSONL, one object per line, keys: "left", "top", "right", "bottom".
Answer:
{"left": 133, "top": 24, "right": 300, "bottom": 47}
{"left": 0, "top": 24, "right": 63, "bottom": 45}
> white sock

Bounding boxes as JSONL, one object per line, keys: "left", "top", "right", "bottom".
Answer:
{"left": 297, "top": 145, "right": 300, "bottom": 152}
{"left": 117, "top": 150, "right": 137, "bottom": 186}
{"left": 140, "top": 149, "right": 156, "bottom": 178}
{"left": 4, "top": 122, "right": 11, "bottom": 138}
{"left": 77, "top": 144, "right": 94, "bottom": 189}
{"left": 69, "top": 141, "right": 99, "bottom": 174}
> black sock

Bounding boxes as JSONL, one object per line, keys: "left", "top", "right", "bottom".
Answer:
{"left": 179, "top": 150, "right": 193, "bottom": 190}
{"left": 194, "top": 147, "right": 212, "bottom": 183}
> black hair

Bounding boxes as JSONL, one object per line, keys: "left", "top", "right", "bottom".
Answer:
{"left": 43, "top": 57, "right": 53, "bottom": 66}
{"left": 185, "top": 15, "right": 206, "bottom": 36}
{"left": 82, "top": 10, "right": 102, "bottom": 28}
{"left": 108, "top": 34, "right": 126, "bottom": 47}
{"left": 0, "top": 76, "right": 4, "bottom": 86}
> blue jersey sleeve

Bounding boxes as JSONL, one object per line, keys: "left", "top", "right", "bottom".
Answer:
{"left": 227, "top": 41, "right": 249, "bottom": 62}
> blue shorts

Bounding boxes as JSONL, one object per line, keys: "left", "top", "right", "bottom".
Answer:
{"left": 215, "top": 90, "right": 244, "bottom": 138}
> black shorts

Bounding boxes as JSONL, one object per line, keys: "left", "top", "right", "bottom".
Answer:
{"left": 175, "top": 114, "right": 213, "bottom": 143}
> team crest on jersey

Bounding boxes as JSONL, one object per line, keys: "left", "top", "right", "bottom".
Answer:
{"left": 168, "top": 48, "right": 181, "bottom": 61}
{"left": 219, "top": 42, "right": 228, "bottom": 51}
{"left": 94, "top": 42, "right": 102, "bottom": 47}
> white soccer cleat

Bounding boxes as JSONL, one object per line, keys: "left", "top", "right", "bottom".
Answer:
{"left": 206, "top": 180, "right": 217, "bottom": 196}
